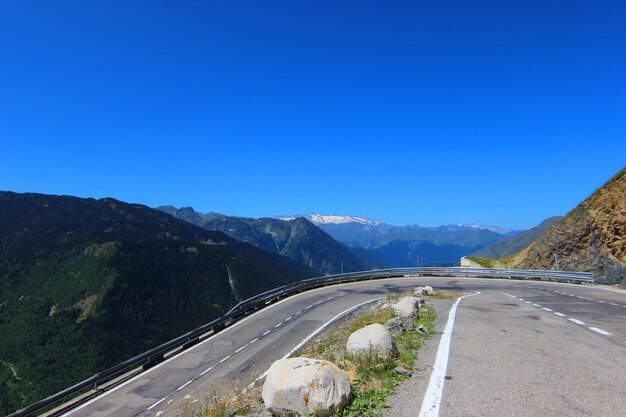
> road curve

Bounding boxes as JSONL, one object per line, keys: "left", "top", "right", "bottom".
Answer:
{"left": 63, "top": 277, "right": 626, "bottom": 417}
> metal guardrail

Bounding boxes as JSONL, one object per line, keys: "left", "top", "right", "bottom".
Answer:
{"left": 9, "top": 267, "right": 593, "bottom": 417}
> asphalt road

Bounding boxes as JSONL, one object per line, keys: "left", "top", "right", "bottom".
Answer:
{"left": 63, "top": 277, "right": 626, "bottom": 417}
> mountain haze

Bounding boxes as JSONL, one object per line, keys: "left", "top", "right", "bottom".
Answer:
{"left": 471, "top": 216, "right": 563, "bottom": 259}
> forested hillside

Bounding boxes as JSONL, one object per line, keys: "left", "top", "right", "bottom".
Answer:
{"left": 0, "top": 192, "right": 313, "bottom": 414}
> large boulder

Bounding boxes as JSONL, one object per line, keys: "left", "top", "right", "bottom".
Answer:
{"left": 392, "top": 299, "right": 417, "bottom": 318}
{"left": 262, "top": 357, "right": 350, "bottom": 417}
{"left": 399, "top": 296, "right": 424, "bottom": 307}
{"left": 346, "top": 323, "right": 394, "bottom": 358}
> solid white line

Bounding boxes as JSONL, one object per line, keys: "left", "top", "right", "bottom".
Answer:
{"left": 147, "top": 397, "right": 165, "bottom": 410}
{"left": 176, "top": 380, "right": 192, "bottom": 391}
{"left": 235, "top": 346, "right": 246, "bottom": 353}
{"left": 589, "top": 327, "right": 612, "bottom": 336}
{"left": 419, "top": 291, "right": 480, "bottom": 417}
{"left": 262, "top": 330, "right": 271, "bottom": 336}
{"left": 542, "top": 307, "right": 553, "bottom": 312}
{"left": 249, "top": 338, "right": 258, "bottom": 344}
{"left": 554, "top": 312, "right": 566, "bottom": 317}
{"left": 200, "top": 366, "right": 214, "bottom": 376}
{"left": 219, "top": 355, "right": 231, "bottom": 363}
{"left": 568, "top": 318, "right": 586, "bottom": 325}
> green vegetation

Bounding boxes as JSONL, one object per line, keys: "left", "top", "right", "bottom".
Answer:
{"left": 467, "top": 256, "right": 497, "bottom": 268}
{"left": 0, "top": 191, "right": 314, "bottom": 415}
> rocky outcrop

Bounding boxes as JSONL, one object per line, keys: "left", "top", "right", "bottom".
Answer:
{"left": 385, "top": 317, "right": 414, "bottom": 336}
{"left": 346, "top": 323, "right": 394, "bottom": 358}
{"left": 261, "top": 357, "right": 350, "bottom": 417}
{"left": 509, "top": 166, "right": 626, "bottom": 284}
{"left": 414, "top": 286, "right": 434, "bottom": 296}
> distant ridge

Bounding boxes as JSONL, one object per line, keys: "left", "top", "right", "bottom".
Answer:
{"left": 159, "top": 207, "right": 372, "bottom": 275}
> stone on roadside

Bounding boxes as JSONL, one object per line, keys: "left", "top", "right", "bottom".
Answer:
{"left": 385, "top": 317, "right": 406, "bottom": 337}
{"left": 392, "top": 299, "right": 418, "bottom": 318}
{"left": 414, "top": 286, "right": 435, "bottom": 296}
{"left": 262, "top": 357, "right": 350, "bottom": 417}
{"left": 346, "top": 323, "right": 395, "bottom": 358}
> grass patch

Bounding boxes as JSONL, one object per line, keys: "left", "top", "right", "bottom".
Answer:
{"left": 467, "top": 256, "right": 497, "bottom": 268}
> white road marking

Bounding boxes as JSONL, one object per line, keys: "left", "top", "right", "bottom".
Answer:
{"left": 147, "top": 398, "right": 166, "bottom": 410}
{"left": 419, "top": 291, "right": 480, "bottom": 417}
{"left": 315, "top": 300, "right": 324, "bottom": 305}
{"left": 235, "top": 346, "right": 246, "bottom": 353}
{"left": 568, "top": 318, "right": 586, "bottom": 325}
{"left": 525, "top": 301, "right": 532, "bottom": 304}
{"left": 609, "top": 302, "right": 618, "bottom": 306}
{"left": 532, "top": 303, "right": 541, "bottom": 307}
{"left": 518, "top": 298, "right": 525, "bottom": 301}
{"left": 554, "top": 312, "right": 566, "bottom": 317}
{"left": 219, "top": 355, "right": 231, "bottom": 363}
{"left": 274, "top": 322, "right": 283, "bottom": 328}
{"left": 304, "top": 305, "right": 312, "bottom": 310}
{"left": 542, "top": 307, "right": 553, "bottom": 312}
{"left": 249, "top": 338, "right": 258, "bottom": 344}
{"left": 295, "top": 310, "right": 302, "bottom": 315}
{"left": 247, "top": 296, "right": 386, "bottom": 389}
{"left": 176, "top": 380, "right": 192, "bottom": 391}
{"left": 285, "top": 316, "right": 293, "bottom": 321}
{"left": 200, "top": 366, "right": 214, "bottom": 376}
{"left": 262, "top": 330, "right": 271, "bottom": 336}
{"left": 597, "top": 300, "right": 607, "bottom": 303}
{"left": 589, "top": 327, "right": 612, "bottom": 336}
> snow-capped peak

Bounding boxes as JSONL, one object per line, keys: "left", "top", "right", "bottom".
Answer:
{"left": 277, "top": 214, "right": 381, "bottom": 226}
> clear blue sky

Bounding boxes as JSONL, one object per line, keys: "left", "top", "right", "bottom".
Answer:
{"left": 1, "top": 1, "right": 625, "bottom": 229}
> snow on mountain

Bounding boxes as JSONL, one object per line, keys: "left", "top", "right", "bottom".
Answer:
{"left": 277, "top": 214, "right": 382, "bottom": 226}
{"left": 444, "top": 224, "right": 517, "bottom": 235}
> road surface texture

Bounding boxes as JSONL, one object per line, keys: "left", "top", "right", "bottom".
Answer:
{"left": 63, "top": 277, "right": 626, "bottom": 417}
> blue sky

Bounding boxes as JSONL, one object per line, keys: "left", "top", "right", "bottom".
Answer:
{"left": 1, "top": 1, "right": 625, "bottom": 229}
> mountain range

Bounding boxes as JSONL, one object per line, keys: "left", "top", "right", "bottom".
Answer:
{"left": 158, "top": 207, "right": 371, "bottom": 275}
{"left": 0, "top": 192, "right": 313, "bottom": 414}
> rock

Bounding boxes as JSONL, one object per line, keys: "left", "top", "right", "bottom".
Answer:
{"left": 385, "top": 317, "right": 406, "bottom": 337}
{"left": 392, "top": 299, "right": 417, "bottom": 318}
{"left": 262, "top": 357, "right": 350, "bottom": 417}
{"left": 380, "top": 303, "right": 391, "bottom": 310}
{"left": 395, "top": 365, "right": 412, "bottom": 377}
{"left": 414, "top": 325, "right": 429, "bottom": 334}
{"left": 346, "top": 323, "right": 395, "bottom": 358}
{"left": 414, "top": 286, "right": 435, "bottom": 296}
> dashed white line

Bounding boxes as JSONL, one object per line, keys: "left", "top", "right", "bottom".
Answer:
{"left": 235, "top": 346, "right": 246, "bottom": 353}
{"left": 568, "top": 318, "right": 586, "bottom": 325}
{"left": 542, "top": 307, "right": 553, "bottom": 312}
{"left": 295, "top": 310, "right": 302, "bottom": 315}
{"left": 147, "top": 398, "right": 166, "bottom": 410}
{"left": 262, "top": 330, "right": 271, "bottom": 336}
{"left": 532, "top": 303, "right": 541, "bottom": 307}
{"left": 597, "top": 300, "right": 607, "bottom": 304}
{"left": 554, "top": 312, "right": 566, "bottom": 317}
{"left": 525, "top": 301, "right": 532, "bottom": 304}
{"left": 589, "top": 327, "right": 612, "bottom": 336}
{"left": 609, "top": 302, "right": 618, "bottom": 306}
{"left": 304, "top": 305, "right": 312, "bottom": 310}
{"left": 285, "top": 316, "right": 293, "bottom": 321}
{"left": 219, "top": 355, "right": 231, "bottom": 363}
{"left": 274, "top": 322, "right": 283, "bottom": 328}
{"left": 200, "top": 366, "right": 214, "bottom": 376}
{"left": 518, "top": 298, "right": 525, "bottom": 301}
{"left": 176, "top": 380, "right": 192, "bottom": 391}
{"left": 249, "top": 338, "right": 258, "bottom": 344}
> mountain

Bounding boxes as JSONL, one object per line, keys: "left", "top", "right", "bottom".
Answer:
{"left": 279, "top": 214, "right": 506, "bottom": 266}
{"left": 0, "top": 192, "right": 313, "bottom": 415}
{"left": 438, "top": 224, "right": 519, "bottom": 236}
{"left": 471, "top": 216, "right": 563, "bottom": 259}
{"left": 157, "top": 208, "right": 372, "bottom": 275}
{"left": 506, "top": 167, "right": 626, "bottom": 284}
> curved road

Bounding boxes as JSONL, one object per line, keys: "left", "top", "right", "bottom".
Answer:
{"left": 64, "top": 277, "right": 626, "bottom": 417}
